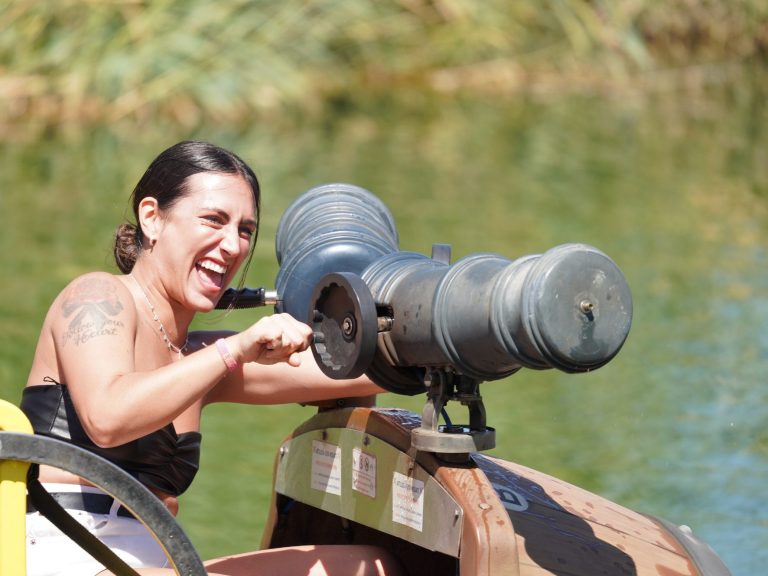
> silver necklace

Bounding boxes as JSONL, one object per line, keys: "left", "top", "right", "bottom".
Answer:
{"left": 130, "top": 275, "right": 189, "bottom": 359}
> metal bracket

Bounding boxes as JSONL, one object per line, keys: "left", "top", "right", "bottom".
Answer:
{"left": 411, "top": 370, "right": 496, "bottom": 454}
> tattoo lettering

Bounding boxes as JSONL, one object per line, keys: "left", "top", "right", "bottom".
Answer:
{"left": 61, "top": 278, "right": 125, "bottom": 346}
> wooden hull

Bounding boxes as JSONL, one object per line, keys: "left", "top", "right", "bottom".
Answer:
{"left": 262, "top": 407, "right": 730, "bottom": 576}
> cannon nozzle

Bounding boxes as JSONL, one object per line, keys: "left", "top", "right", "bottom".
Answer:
{"left": 307, "top": 244, "right": 632, "bottom": 394}
{"left": 275, "top": 184, "right": 632, "bottom": 395}
{"left": 275, "top": 183, "right": 632, "bottom": 452}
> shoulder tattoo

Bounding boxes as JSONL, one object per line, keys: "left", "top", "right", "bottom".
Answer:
{"left": 61, "top": 277, "right": 125, "bottom": 346}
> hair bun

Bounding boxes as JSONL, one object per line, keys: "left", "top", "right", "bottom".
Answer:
{"left": 114, "top": 222, "right": 140, "bottom": 273}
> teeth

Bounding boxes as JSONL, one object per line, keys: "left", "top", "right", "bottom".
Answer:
{"left": 198, "top": 260, "right": 227, "bottom": 274}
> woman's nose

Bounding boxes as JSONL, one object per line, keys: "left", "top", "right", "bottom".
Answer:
{"left": 220, "top": 225, "right": 241, "bottom": 256}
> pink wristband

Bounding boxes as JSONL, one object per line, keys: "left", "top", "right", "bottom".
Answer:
{"left": 215, "top": 339, "right": 238, "bottom": 372}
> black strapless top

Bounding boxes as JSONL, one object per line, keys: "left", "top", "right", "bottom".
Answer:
{"left": 20, "top": 384, "right": 201, "bottom": 496}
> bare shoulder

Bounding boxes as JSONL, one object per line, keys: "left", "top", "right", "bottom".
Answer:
{"left": 58, "top": 272, "right": 132, "bottom": 316}
{"left": 53, "top": 272, "right": 136, "bottom": 348}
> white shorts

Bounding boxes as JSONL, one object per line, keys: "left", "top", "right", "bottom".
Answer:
{"left": 26, "top": 483, "right": 170, "bottom": 576}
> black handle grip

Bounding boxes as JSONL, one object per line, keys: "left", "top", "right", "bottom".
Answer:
{"left": 215, "top": 287, "right": 279, "bottom": 310}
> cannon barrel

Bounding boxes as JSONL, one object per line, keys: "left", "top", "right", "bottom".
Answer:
{"left": 274, "top": 183, "right": 399, "bottom": 318}
{"left": 274, "top": 184, "right": 632, "bottom": 396}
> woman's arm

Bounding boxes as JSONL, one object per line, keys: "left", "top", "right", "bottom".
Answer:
{"left": 43, "top": 273, "right": 228, "bottom": 446}
{"left": 43, "top": 273, "right": 313, "bottom": 447}
{"left": 202, "top": 335, "right": 384, "bottom": 406}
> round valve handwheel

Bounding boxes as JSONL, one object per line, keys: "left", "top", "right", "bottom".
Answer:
{"left": 309, "top": 272, "right": 378, "bottom": 379}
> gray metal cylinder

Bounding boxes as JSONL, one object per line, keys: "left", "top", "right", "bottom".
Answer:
{"left": 273, "top": 183, "right": 632, "bottom": 394}
{"left": 363, "top": 244, "right": 633, "bottom": 383}
{"left": 274, "top": 183, "right": 399, "bottom": 319}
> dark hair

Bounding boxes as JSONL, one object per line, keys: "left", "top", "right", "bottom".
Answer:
{"left": 114, "top": 141, "right": 261, "bottom": 283}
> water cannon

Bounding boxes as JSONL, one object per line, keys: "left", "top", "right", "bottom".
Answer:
{"left": 222, "top": 183, "right": 633, "bottom": 453}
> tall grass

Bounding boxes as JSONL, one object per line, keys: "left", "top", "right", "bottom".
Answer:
{"left": 1, "top": 0, "right": 766, "bottom": 131}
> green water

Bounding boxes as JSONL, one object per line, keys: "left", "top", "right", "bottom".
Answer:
{"left": 2, "top": 75, "right": 767, "bottom": 574}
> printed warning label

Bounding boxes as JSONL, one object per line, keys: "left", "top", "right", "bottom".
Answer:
{"left": 392, "top": 471, "right": 425, "bottom": 531}
{"left": 311, "top": 440, "right": 341, "bottom": 496}
{"left": 352, "top": 447, "right": 377, "bottom": 498}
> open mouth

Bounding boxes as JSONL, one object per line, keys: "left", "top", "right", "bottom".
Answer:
{"left": 196, "top": 259, "right": 228, "bottom": 290}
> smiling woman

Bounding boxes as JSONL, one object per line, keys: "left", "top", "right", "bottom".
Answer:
{"left": 132, "top": 171, "right": 257, "bottom": 311}
{"left": 18, "top": 140, "right": 386, "bottom": 575}
{"left": 113, "top": 141, "right": 261, "bottom": 285}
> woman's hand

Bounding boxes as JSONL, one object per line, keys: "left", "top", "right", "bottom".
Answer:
{"left": 233, "top": 313, "right": 313, "bottom": 367}
{"left": 202, "top": 314, "right": 382, "bottom": 406}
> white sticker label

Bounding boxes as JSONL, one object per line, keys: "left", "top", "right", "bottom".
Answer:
{"left": 392, "top": 472, "right": 425, "bottom": 531}
{"left": 352, "top": 447, "right": 377, "bottom": 498}
{"left": 311, "top": 440, "right": 341, "bottom": 496}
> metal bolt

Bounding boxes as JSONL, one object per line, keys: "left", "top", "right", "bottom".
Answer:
{"left": 342, "top": 316, "right": 355, "bottom": 336}
{"left": 579, "top": 300, "right": 594, "bottom": 314}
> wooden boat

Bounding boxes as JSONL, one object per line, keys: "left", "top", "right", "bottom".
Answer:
{"left": 0, "top": 396, "right": 731, "bottom": 575}
{"left": 0, "top": 183, "right": 732, "bottom": 574}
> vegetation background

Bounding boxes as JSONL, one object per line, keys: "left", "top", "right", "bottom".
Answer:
{"left": 2, "top": 0, "right": 766, "bottom": 134}
{"left": 2, "top": 1, "right": 767, "bottom": 574}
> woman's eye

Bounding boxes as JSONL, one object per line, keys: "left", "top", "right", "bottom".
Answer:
{"left": 240, "top": 228, "right": 254, "bottom": 240}
{"left": 203, "top": 215, "right": 224, "bottom": 225}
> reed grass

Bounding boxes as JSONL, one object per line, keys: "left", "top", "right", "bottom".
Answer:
{"left": 1, "top": 0, "right": 766, "bottom": 131}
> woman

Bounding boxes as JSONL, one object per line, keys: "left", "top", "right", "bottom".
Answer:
{"left": 21, "top": 141, "right": 399, "bottom": 575}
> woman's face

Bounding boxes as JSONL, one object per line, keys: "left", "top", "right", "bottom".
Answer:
{"left": 154, "top": 171, "right": 257, "bottom": 312}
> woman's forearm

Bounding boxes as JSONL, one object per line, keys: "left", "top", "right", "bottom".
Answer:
{"left": 205, "top": 348, "right": 384, "bottom": 406}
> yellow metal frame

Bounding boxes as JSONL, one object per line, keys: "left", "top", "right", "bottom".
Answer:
{"left": 0, "top": 398, "right": 33, "bottom": 576}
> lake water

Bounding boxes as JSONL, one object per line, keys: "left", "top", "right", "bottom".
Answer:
{"left": 1, "top": 70, "right": 766, "bottom": 574}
